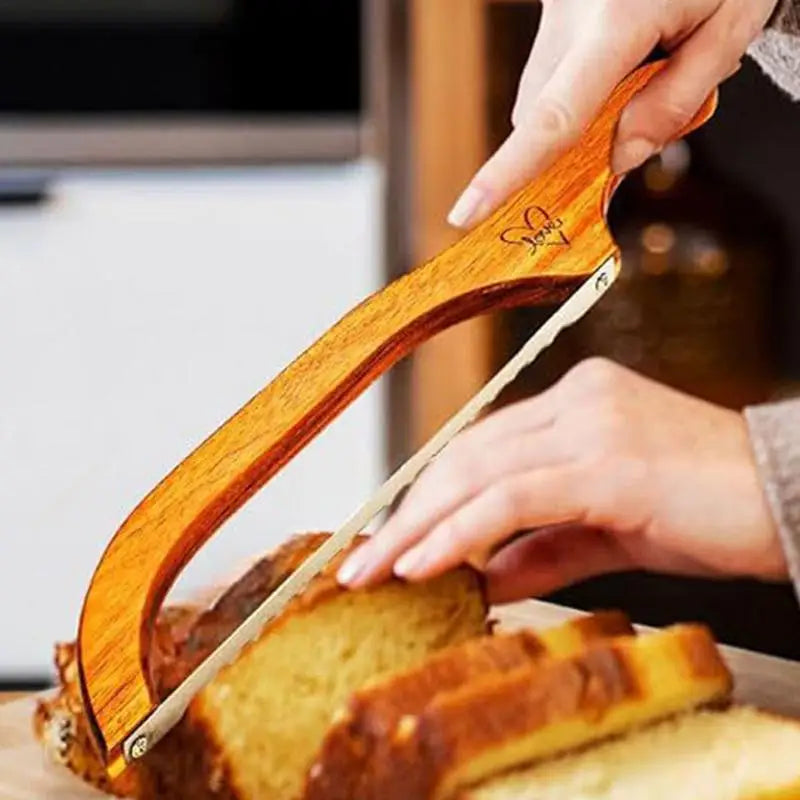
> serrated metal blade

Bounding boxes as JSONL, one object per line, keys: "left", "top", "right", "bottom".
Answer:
{"left": 120, "top": 255, "right": 619, "bottom": 764}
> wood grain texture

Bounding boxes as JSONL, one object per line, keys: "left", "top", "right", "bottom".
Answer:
{"left": 77, "top": 61, "right": 717, "bottom": 768}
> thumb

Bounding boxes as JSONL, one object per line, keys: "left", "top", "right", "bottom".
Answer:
{"left": 448, "top": 29, "right": 646, "bottom": 230}
{"left": 484, "top": 525, "right": 632, "bottom": 604}
{"left": 446, "top": 108, "right": 576, "bottom": 230}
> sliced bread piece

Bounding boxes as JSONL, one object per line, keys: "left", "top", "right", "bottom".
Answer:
{"left": 358, "top": 624, "right": 732, "bottom": 800}
{"left": 460, "top": 706, "right": 800, "bottom": 800}
{"left": 304, "top": 611, "right": 635, "bottom": 800}
{"left": 34, "top": 532, "right": 487, "bottom": 800}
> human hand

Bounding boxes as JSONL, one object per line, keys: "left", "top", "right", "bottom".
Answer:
{"left": 447, "top": 0, "right": 778, "bottom": 230}
{"left": 337, "top": 359, "right": 787, "bottom": 603}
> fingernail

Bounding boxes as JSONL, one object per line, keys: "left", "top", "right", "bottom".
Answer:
{"left": 394, "top": 547, "right": 430, "bottom": 579}
{"left": 337, "top": 552, "right": 367, "bottom": 586}
{"left": 612, "top": 137, "right": 657, "bottom": 175}
{"left": 447, "top": 185, "right": 489, "bottom": 229}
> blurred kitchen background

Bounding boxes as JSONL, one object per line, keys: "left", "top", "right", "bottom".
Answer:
{"left": 2, "top": 0, "right": 800, "bottom": 689}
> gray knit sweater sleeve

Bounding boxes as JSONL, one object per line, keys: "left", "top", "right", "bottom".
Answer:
{"left": 745, "top": 402, "right": 800, "bottom": 594}
{"left": 744, "top": 1, "right": 800, "bottom": 598}
{"left": 748, "top": 0, "right": 800, "bottom": 98}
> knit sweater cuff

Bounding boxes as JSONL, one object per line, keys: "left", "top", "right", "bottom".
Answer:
{"left": 748, "top": 0, "right": 800, "bottom": 100}
{"left": 745, "top": 399, "right": 800, "bottom": 601}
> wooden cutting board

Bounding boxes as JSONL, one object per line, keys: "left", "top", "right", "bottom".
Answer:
{"left": 2, "top": 600, "right": 800, "bottom": 799}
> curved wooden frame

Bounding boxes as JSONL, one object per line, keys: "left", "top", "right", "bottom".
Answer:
{"left": 76, "top": 61, "right": 717, "bottom": 769}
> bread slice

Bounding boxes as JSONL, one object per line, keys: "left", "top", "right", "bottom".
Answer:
{"left": 460, "top": 707, "right": 800, "bottom": 800}
{"left": 34, "top": 533, "right": 487, "bottom": 800}
{"left": 304, "top": 611, "right": 635, "bottom": 800}
{"left": 354, "top": 624, "right": 732, "bottom": 800}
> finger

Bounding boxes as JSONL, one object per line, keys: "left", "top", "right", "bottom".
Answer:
{"left": 400, "top": 424, "right": 569, "bottom": 534}
{"left": 336, "top": 533, "right": 400, "bottom": 588}
{"left": 338, "top": 426, "right": 568, "bottom": 588}
{"left": 612, "top": 7, "right": 760, "bottom": 173}
{"left": 448, "top": 19, "right": 651, "bottom": 229}
{"left": 511, "top": 2, "right": 573, "bottom": 128}
{"left": 393, "top": 464, "right": 590, "bottom": 580}
{"left": 484, "top": 525, "right": 633, "bottom": 604}
{"left": 336, "top": 385, "right": 562, "bottom": 588}
{"left": 469, "top": 393, "right": 556, "bottom": 443}
{"left": 424, "top": 384, "right": 561, "bottom": 468}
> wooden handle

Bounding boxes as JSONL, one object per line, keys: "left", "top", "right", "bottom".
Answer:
{"left": 77, "top": 61, "right": 716, "bottom": 763}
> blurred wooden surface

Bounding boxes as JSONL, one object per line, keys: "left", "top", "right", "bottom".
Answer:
{"left": 0, "top": 693, "right": 28, "bottom": 706}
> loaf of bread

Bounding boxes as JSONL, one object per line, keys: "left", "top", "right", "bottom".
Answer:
{"left": 460, "top": 707, "right": 800, "bottom": 800}
{"left": 34, "top": 532, "right": 488, "bottom": 800}
{"left": 330, "top": 624, "right": 732, "bottom": 800}
{"left": 303, "top": 611, "right": 635, "bottom": 800}
{"left": 36, "top": 529, "right": 800, "bottom": 800}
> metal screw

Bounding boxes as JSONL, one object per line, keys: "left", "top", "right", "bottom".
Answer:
{"left": 129, "top": 734, "right": 149, "bottom": 760}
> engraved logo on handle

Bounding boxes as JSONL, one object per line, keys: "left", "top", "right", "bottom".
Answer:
{"left": 501, "top": 206, "right": 569, "bottom": 255}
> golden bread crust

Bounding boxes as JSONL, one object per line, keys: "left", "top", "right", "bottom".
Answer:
{"left": 303, "top": 611, "right": 634, "bottom": 800}
{"left": 346, "top": 625, "right": 732, "bottom": 800}
{"left": 156, "top": 532, "right": 360, "bottom": 694}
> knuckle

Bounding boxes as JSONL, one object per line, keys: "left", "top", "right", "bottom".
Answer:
{"left": 568, "top": 357, "right": 622, "bottom": 393}
{"left": 433, "top": 516, "right": 460, "bottom": 548}
{"left": 537, "top": 95, "right": 579, "bottom": 141}
{"left": 487, "top": 481, "right": 525, "bottom": 527}
{"left": 651, "top": 98, "right": 697, "bottom": 134}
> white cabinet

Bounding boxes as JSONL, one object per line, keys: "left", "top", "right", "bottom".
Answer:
{"left": 0, "top": 162, "right": 385, "bottom": 677}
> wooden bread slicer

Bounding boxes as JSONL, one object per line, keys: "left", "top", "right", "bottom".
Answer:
{"left": 76, "top": 61, "right": 717, "bottom": 777}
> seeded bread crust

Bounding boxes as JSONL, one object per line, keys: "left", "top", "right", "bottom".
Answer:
{"left": 35, "top": 532, "right": 487, "bottom": 799}
{"left": 303, "top": 611, "right": 635, "bottom": 800}
{"left": 349, "top": 625, "right": 733, "bottom": 800}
